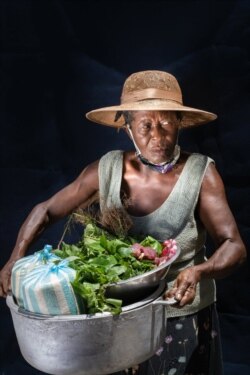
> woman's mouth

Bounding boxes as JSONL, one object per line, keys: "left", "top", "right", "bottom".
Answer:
{"left": 147, "top": 145, "right": 174, "bottom": 163}
{"left": 150, "top": 146, "right": 168, "bottom": 155}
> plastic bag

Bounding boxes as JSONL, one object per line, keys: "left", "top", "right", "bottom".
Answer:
{"left": 21, "top": 259, "right": 84, "bottom": 315}
{"left": 11, "top": 244, "right": 60, "bottom": 307}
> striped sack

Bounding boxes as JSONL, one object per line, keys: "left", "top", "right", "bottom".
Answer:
{"left": 21, "top": 260, "right": 84, "bottom": 315}
{"left": 11, "top": 244, "right": 60, "bottom": 308}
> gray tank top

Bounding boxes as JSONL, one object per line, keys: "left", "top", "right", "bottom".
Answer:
{"left": 98, "top": 150, "right": 216, "bottom": 317}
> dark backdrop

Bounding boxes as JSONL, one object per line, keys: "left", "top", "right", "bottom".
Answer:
{"left": 0, "top": 1, "right": 249, "bottom": 374}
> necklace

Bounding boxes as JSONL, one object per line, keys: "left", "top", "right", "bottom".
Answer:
{"left": 137, "top": 145, "right": 181, "bottom": 174}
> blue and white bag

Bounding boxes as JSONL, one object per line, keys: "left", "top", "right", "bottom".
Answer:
{"left": 21, "top": 259, "right": 84, "bottom": 315}
{"left": 11, "top": 244, "right": 60, "bottom": 307}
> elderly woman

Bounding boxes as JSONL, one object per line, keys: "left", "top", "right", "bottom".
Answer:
{"left": 0, "top": 71, "right": 246, "bottom": 375}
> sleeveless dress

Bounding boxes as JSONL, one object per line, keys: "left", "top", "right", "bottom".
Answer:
{"left": 98, "top": 150, "right": 224, "bottom": 375}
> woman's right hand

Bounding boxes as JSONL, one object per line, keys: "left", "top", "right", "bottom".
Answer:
{"left": 0, "top": 258, "right": 18, "bottom": 298}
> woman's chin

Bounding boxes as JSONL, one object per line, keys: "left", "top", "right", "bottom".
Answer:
{"left": 148, "top": 158, "right": 168, "bottom": 165}
{"left": 147, "top": 153, "right": 170, "bottom": 165}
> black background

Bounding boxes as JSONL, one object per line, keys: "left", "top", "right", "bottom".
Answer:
{"left": 0, "top": 1, "right": 250, "bottom": 374}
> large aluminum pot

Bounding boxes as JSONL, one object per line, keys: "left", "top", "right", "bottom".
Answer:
{"left": 7, "top": 281, "right": 173, "bottom": 375}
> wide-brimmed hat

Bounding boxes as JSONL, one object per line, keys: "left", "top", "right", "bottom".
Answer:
{"left": 86, "top": 70, "right": 217, "bottom": 128}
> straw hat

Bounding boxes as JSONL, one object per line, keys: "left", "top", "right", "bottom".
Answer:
{"left": 86, "top": 70, "right": 217, "bottom": 128}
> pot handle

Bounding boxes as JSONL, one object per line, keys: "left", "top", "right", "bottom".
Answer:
{"left": 153, "top": 297, "right": 178, "bottom": 306}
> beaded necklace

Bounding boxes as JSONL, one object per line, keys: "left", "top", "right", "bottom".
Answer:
{"left": 137, "top": 145, "right": 180, "bottom": 174}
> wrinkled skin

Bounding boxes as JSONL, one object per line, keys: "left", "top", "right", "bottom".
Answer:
{"left": 0, "top": 111, "right": 247, "bottom": 305}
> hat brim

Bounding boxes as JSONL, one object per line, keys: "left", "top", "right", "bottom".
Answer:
{"left": 86, "top": 99, "right": 217, "bottom": 128}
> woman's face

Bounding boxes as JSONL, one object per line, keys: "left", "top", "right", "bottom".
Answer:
{"left": 129, "top": 111, "right": 180, "bottom": 164}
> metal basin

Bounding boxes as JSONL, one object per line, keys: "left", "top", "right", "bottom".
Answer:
{"left": 105, "top": 245, "right": 180, "bottom": 303}
{"left": 7, "top": 281, "right": 171, "bottom": 375}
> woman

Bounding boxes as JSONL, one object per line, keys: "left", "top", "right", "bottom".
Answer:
{"left": 0, "top": 70, "right": 246, "bottom": 374}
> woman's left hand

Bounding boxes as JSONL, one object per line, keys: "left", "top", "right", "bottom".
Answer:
{"left": 164, "top": 266, "right": 201, "bottom": 307}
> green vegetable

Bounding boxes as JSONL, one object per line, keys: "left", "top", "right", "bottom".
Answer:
{"left": 54, "top": 223, "right": 159, "bottom": 315}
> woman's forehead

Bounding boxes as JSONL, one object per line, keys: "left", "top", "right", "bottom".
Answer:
{"left": 131, "top": 110, "right": 178, "bottom": 121}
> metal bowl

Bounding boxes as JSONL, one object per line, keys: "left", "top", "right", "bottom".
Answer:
{"left": 105, "top": 245, "right": 180, "bottom": 303}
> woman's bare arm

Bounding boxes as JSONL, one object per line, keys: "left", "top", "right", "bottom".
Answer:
{"left": 196, "top": 163, "right": 246, "bottom": 277}
{"left": 165, "top": 163, "right": 247, "bottom": 306}
{"left": 0, "top": 160, "right": 99, "bottom": 297}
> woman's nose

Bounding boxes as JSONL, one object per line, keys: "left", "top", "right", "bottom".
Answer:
{"left": 150, "top": 125, "right": 162, "bottom": 139}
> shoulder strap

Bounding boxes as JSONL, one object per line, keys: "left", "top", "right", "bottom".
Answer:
{"left": 98, "top": 150, "right": 123, "bottom": 211}
{"left": 130, "top": 153, "right": 214, "bottom": 240}
{"left": 163, "top": 153, "right": 213, "bottom": 238}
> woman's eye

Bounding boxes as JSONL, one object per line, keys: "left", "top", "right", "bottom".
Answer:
{"left": 162, "top": 122, "right": 176, "bottom": 130}
{"left": 141, "top": 123, "right": 151, "bottom": 130}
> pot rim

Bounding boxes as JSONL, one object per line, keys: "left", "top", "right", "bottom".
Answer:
{"left": 6, "top": 280, "right": 167, "bottom": 321}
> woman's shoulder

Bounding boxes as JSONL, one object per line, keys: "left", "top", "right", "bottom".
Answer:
{"left": 180, "top": 151, "right": 215, "bottom": 165}
{"left": 99, "top": 149, "right": 125, "bottom": 164}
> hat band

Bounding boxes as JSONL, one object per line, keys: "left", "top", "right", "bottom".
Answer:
{"left": 121, "top": 88, "right": 183, "bottom": 104}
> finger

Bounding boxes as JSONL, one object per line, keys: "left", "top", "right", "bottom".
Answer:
{"left": 178, "top": 285, "right": 196, "bottom": 306}
{"left": 165, "top": 284, "right": 186, "bottom": 303}
{"left": 175, "top": 286, "right": 188, "bottom": 301}
{"left": 175, "top": 283, "right": 196, "bottom": 306}
{"left": 164, "top": 287, "right": 178, "bottom": 299}
{"left": 175, "top": 281, "right": 196, "bottom": 299}
{"left": 2, "top": 276, "right": 11, "bottom": 295}
{"left": 0, "top": 285, "right": 7, "bottom": 298}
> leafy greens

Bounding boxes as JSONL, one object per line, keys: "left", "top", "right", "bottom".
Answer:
{"left": 54, "top": 223, "right": 163, "bottom": 315}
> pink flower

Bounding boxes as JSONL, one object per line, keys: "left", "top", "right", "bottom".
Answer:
{"left": 155, "top": 346, "right": 164, "bottom": 356}
{"left": 165, "top": 335, "right": 173, "bottom": 344}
